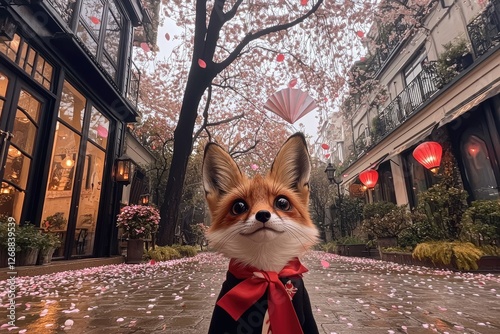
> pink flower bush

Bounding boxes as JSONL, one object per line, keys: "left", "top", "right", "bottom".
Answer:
{"left": 116, "top": 205, "right": 160, "bottom": 239}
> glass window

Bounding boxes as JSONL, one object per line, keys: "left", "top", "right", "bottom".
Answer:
{"left": 461, "top": 133, "right": 499, "bottom": 200}
{"left": 58, "top": 81, "right": 86, "bottom": 132}
{"left": 74, "top": 142, "right": 106, "bottom": 256}
{"left": 0, "top": 182, "right": 25, "bottom": 224}
{"left": 404, "top": 49, "right": 426, "bottom": 85}
{"left": 0, "top": 34, "right": 21, "bottom": 62}
{"left": 41, "top": 122, "right": 81, "bottom": 256}
{"left": 3, "top": 146, "right": 31, "bottom": 190}
{"left": 0, "top": 72, "right": 9, "bottom": 120}
{"left": 88, "top": 106, "right": 109, "bottom": 149}
{"left": 75, "top": 0, "right": 122, "bottom": 81}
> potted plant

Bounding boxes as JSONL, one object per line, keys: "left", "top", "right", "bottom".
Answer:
{"left": 116, "top": 204, "right": 160, "bottom": 264}
{"left": 42, "top": 212, "right": 67, "bottom": 231}
{"left": 36, "top": 232, "right": 62, "bottom": 265}
{"left": 435, "top": 39, "right": 473, "bottom": 87}
{"left": 16, "top": 223, "right": 43, "bottom": 266}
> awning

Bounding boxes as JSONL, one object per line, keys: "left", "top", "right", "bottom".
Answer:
{"left": 439, "top": 78, "right": 500, "bottom": 127}
{"left": 389, "top": 122, "right": 438, "bottom": 157}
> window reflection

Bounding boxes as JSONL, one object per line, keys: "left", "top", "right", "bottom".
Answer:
{"left": 461, "top": 134, "right": 499, "bottom": 200}
{"left": 88, "top": 106, "right": 109, "bottom": 149}
{"left": 74, "top": 142, "right": 106, "bottom": 256}
{"left": 58, "top": 81, "right": 86, "bottom": 132}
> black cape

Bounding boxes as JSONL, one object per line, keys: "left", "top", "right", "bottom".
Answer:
{"left": 208, "top": 271, "right": 319, "bottom": 334}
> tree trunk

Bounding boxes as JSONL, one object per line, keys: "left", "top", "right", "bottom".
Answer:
{"left": 156, "top": 66, "right": 214, "bottom": 246}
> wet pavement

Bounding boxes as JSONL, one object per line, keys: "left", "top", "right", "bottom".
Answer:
{"left": 1, "top": 251, "right": 500, "bottom": 334}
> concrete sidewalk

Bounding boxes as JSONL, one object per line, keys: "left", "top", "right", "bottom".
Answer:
{"left": 1, "top": 251, "right": 499, "bottom": 333}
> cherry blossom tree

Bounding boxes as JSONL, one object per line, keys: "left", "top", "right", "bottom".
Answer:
{"left": 134, "top": 0, "right": 441, "bottom": 245}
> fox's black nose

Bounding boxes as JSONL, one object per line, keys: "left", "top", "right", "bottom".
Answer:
{"left": 255, "top": 210, "right": 271, "bottom": 223}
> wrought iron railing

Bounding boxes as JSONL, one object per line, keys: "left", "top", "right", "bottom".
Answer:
{"left": 127, "top": 59, "right": 141, "bottom": 108}
{"left": 364, "top": 64, "right": 439, "bottom": 150}
{"left": 467, "top": 0, "right": 500, "bottom": 57}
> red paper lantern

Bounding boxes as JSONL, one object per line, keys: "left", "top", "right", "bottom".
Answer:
{"left": 321, "top": 143, "right": 329, "bottom": 150}
{"left": 276, "top": 54, "right": 285, "bottom": 62}
{"left": 325, "top": 153, "right": 331, "bottom": 159}
{"left": 359, "top": 169, "right": 378, "bottom": 189}
{"left": 413, "top": 141, "right": 442, "bottom": 174}
{"left": 356, "top": 30, "right": 364, "bottom": 38}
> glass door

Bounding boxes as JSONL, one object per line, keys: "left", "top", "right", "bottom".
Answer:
{"left": 0, "top": 72, "right": 45, "bottom": 224}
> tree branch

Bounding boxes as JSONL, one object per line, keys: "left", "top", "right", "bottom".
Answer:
{"left": 216, "top": 0, "right": 324, "bottom": 72}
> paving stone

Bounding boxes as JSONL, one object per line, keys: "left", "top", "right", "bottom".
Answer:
{"left": 1, "top": 251, "right": 499, "bottom": 333}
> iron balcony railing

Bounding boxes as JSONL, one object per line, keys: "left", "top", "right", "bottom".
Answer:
{"left": 467, "top": 0, "right": 500, "bottom": 57}
{"left": 127, "top": 59, "right": 141, "bottom": 108}
{"left": 373, "top": 64, "right": 440, "bottom": 144}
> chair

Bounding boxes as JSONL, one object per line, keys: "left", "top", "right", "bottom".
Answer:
{"left": 75, "top": 228, "right": 88, "bottom": 255}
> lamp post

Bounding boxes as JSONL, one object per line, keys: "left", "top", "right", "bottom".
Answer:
{"left": 325, "top": 162, "right": 344, "bottom": 237}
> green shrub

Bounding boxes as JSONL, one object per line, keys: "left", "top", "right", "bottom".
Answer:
{"left": 479, "top": 245, "right": 500, "bottom": 256}
{"left": 171, "top": 244, "right": 198, "bottom": 257}
{"left": 412, "top": 241, "right": 483, "bottom": 271}
{"left": 336, "top": 235, "right": 365, "bottom": 245}
{"left": 460, "top": 200, "right": 500, "bottom": 246}
{"left": 146, "top": 246, "right": 181, "bottom": 261}
{"left": 321, "top": 242, "right": 337, "bottom": 253}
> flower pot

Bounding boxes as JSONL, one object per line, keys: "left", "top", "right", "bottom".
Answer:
{"left": 37, "top": 247, "right": 55, "bottom": 265}
{"left": 126, "top": 239, "right": 145, "bottom": 264}
{"left": 16, "top": 248, "right": 39, "bottom": 266}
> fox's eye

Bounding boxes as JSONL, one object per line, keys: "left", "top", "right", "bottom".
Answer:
{"left": 231, "top": 200, "right": 248, "bottom": 215}
{"left": 275, "top": 196, "right": 291, "bottom": 211}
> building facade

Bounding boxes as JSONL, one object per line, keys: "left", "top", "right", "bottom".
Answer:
{"left": 324, "top": 0, "right": 500, "bottom": 207}
{"left": 0, "top": 0, "right": 155, "bottom": 259}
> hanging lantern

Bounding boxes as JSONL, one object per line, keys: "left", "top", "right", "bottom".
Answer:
{"left": 359, "top": 169, "right": 378, "bottom": 189}
{"left": 114, "top": 154, "right": 134, "bottom": 185}
{"left": 321, "top": 143, "right": 329, "bottom": 150}
{"left": 413, "top": 141, "right": 442, "bottom": 174}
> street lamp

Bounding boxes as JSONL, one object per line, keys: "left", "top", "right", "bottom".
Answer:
{"left": 325, "top": 163, "right": 343, "bottom": 237}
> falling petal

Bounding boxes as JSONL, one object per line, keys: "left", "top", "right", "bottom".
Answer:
{"left": 140, "top": 42, "right": 150, "bottom": 52}
{"left": 198, "top": 59, "right": 207, "bottom": 68}
{"left": 165, "top": 33, "right": 170, "bottom": 40}
{"left": 89, "top": 16, "right": 100, "bottom": 24}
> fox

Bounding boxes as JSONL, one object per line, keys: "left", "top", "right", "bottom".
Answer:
{"left": 203, "top": 133, "right": 319, "bottom": 334}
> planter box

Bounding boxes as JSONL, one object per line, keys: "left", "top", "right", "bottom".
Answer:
{"left": 336, "top": 244, "right": 378, "bottom": 258}
{"left": 380, "top": 251, "right": 500, "bottom": 272}
{"left": 16, "top": 248, "right": 39, "bottom": 266}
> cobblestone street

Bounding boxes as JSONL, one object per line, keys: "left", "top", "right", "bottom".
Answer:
{"left": 1, "top": 251, "right": 500, "bottom": 333}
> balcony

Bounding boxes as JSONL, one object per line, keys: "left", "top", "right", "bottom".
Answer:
{"left": 467, "top": 0, "right": 500, "bottom": 57}
{"left": 370, "top": 65, "right": 440, "bottom": 146}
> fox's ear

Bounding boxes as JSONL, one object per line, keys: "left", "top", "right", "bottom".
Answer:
{"left": 202, "top": 143, "right": 244, "bottom": 196}
{"left": 269, "top": 133, "right": 311, "bottom": 193}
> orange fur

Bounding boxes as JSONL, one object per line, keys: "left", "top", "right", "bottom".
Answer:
{"left": 202, "top": 133, "right": 319, "bottom": 272}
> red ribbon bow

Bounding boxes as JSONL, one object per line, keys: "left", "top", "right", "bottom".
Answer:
{"left": 217, "top": 258, "right": 308, "bottom": 334}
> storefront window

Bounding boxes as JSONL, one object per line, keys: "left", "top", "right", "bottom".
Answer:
{"left": 41, "top": 122, "right": 81, "bottom": 256}
{"left": 74, "top": 142, "right": 105, "bottom": 256}
{"left": 461, "top": 133, "right": 499, "bottom": 200}
{"left": 0, "top": 72, "right": 9, "bottom": 124}
{"left": 0, "top": 88, "right": 43, "bottom": 223}
{"left": 88, "top": 106, "right": 109, "bottom": 149}
{"left": 0, "top": 34, "right": 20, "bottom": 62}
{"left": 59, "top": 81, "right": 85, "bottom": 131}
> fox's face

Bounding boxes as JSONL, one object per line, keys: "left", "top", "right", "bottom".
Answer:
{"left": 202, "top": 133, "right": 319, "bottom": 272}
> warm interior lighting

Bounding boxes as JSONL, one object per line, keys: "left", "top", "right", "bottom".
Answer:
{"left": 62, "top": 155, "right": 75, "bottom": 168}
{"left": 413, "top": 141, "right": 442, "bottom": 174}
{"left": 466, "top": 140, "right": 480, "bottom": 159}
{"left": 359, "top": 169, "right": 378, "bottom": 189}
{"left": 114, "top": 154, "right": 133, "bottom": 185}
{"left": 140, "top": 194, "right": 150, "bottom": 205}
